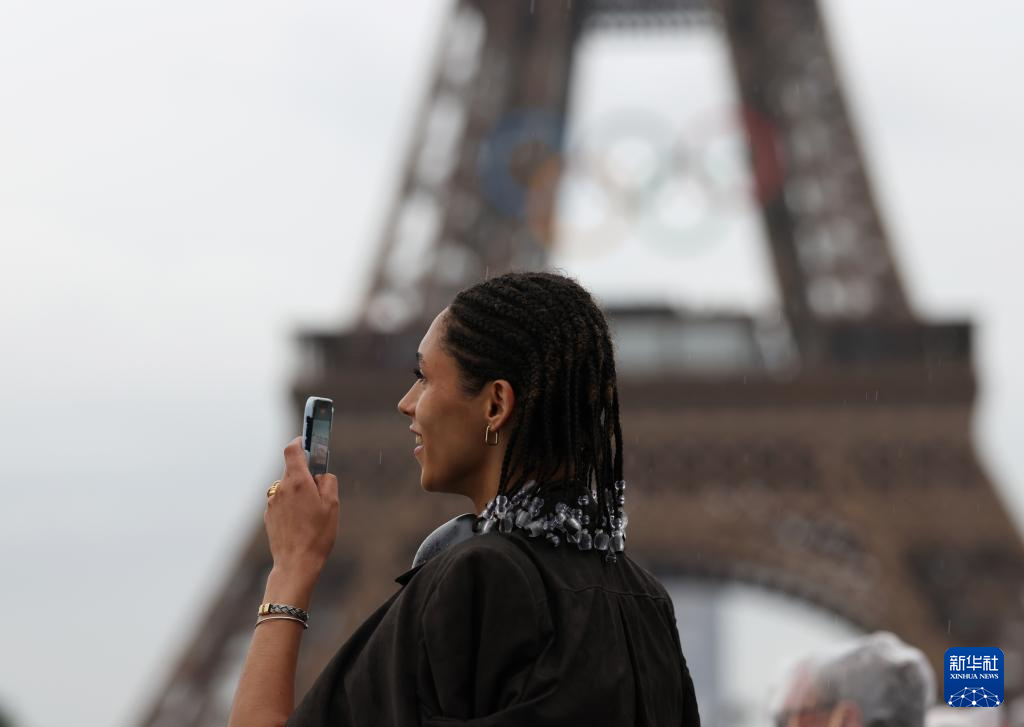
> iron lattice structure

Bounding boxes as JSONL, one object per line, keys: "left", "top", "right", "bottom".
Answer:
{"left": 137, "top": 1, "right": 1024, "bottom": 724}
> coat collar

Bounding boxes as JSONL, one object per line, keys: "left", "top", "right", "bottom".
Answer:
{"left": 394, "top": 562, "right": 426, "bottom": 586}
{"left": 395, "top": 512, "right": 479, "bottom": 586}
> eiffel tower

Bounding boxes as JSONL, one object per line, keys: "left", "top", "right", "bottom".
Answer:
{"left": 137, "top": 2, "right": 1024, "bottom": 724}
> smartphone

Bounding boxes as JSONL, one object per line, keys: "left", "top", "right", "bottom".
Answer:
{"left": 302, "top": 396, "right": 334, "bottom": 476}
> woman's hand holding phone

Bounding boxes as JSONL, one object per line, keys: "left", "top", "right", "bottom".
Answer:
{"left": 264, "top": 436, "right": 340, "bottom": 580}
{"left": 229, "top": 440, "right": 340, "bottom": 727}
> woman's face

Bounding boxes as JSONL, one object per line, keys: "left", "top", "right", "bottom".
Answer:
{"left": 397, "top": 308, "right": 507, "bottom": 507}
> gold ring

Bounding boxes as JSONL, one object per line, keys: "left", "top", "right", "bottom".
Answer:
{"left": 267, "top": 480, "right": 282, "bottom": 498}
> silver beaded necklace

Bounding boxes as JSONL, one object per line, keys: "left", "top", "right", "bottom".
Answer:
{"left": 474, "top": 477, "right": 629, "bottom": 563}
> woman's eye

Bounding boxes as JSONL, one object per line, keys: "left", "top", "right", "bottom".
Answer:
{"left": 412, "top": 367, "right": 425, "bottom": 382}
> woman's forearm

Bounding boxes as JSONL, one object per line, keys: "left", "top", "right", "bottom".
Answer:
{"left": 227, "top": 566, "right": 319, "bottom": 727}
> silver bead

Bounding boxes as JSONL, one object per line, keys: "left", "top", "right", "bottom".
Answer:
{"left": 546, "top": 533, "right": 561, "bottom": 547}
{"left": 610, "top": 530, "right": 625, "bottom": 552}
{"left": 515, "top": 509, "right": 532, "bottom": 528}
{"left": 499, "top": 515, "right": 514, "bottom": 534}
{"left": 578, "top": 532, "right": 593, "bottom": 550}
{"left": 565, "top": 517, "right": 581, "bottom": 534}
{"left": 480, "top": 518, "right": 496, "bottom": 534}
{"left": 526, "top": 519, "right": 545, "bottom": 538}
{"left": 594, "top": 530, "right": 610, "bottom": 551}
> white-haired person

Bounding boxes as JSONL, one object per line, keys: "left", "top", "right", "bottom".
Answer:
{"left": 772, "top": 631, "right": 936, "bottom": 727}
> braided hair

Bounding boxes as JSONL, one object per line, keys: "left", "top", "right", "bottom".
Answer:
{"left": 441, "top": 271, "right": 624, "bottom": 518}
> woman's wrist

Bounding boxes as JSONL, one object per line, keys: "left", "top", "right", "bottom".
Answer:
{"left": 264, "top": 565, "right": 320, "bottom": 611}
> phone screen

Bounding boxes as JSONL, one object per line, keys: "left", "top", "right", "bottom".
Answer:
{"left": 310, "top": 415, "right": 331, "bottom": 473}
{"left": 304, "top": 397, "right": 333, "bottom": 476}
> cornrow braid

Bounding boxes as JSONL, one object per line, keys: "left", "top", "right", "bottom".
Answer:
{"left": 441, "top": 271, "right": 625, "bottom": 522}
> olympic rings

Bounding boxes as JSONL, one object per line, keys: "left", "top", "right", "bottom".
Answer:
{"left": 476, "top": 103, "right": 784, "bottom": 258}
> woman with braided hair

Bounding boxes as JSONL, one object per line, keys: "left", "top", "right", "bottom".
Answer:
{"left": 230, "top": 271, "right": 701, "bottom": 726}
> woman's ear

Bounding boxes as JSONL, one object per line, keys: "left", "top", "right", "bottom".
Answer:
{"left": 485, "top": 379, "right": 516, "bottom": 429}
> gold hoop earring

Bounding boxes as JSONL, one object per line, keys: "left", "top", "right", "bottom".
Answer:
{"left": 485, "top": 424, "right": 499, "bottom": 446}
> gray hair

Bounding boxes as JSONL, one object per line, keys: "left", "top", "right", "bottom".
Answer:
{"left": 808, "top": 631, "right": 936, "bottom": 727}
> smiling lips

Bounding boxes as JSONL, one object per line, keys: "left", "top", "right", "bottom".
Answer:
{"left": 413, "top": 431, "right": 423, "bottom": 455}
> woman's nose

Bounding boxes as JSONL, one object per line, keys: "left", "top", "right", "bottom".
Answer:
{"left": 397, "top": 383, "right": 416, "bottom": 416}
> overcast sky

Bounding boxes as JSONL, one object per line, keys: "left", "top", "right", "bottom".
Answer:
{"left": 1, "top": 1, "right": 1022, "bottom": 725}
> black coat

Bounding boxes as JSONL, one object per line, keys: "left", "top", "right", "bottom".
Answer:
{"left": 286, "top": 528, "right": 701, "bottom": 726}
